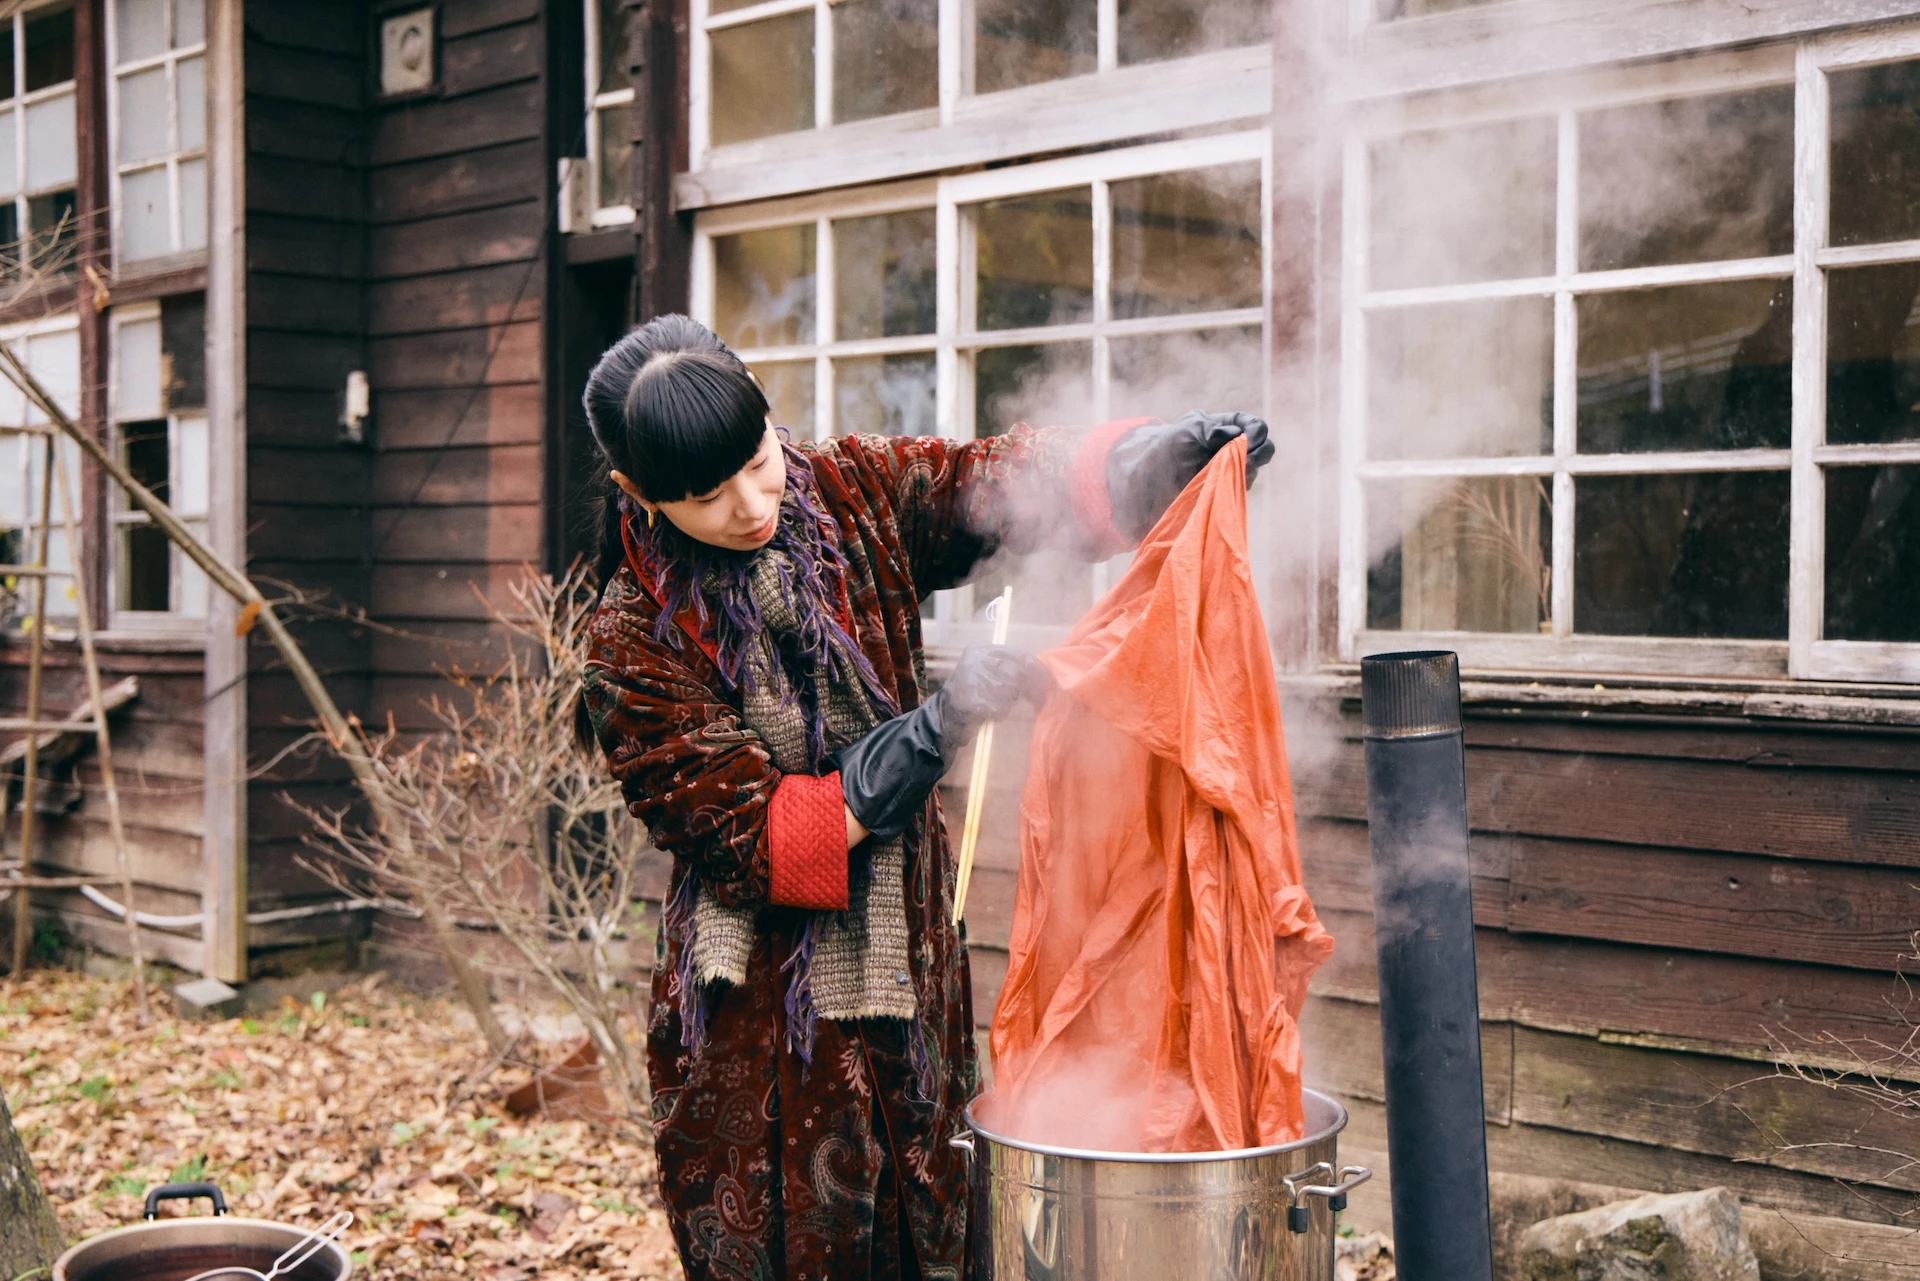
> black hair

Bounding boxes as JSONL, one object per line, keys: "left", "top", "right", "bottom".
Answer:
{"left": 580, "top": 314, "right": 770, "bottom": 591}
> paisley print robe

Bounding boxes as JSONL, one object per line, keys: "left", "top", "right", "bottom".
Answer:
{"left": 583, "top": 424, "right": 1137, "bottom": 1281}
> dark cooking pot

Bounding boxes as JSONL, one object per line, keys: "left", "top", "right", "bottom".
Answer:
{"left": 52, "top": 1183, "right": 352, "bottom": 1281}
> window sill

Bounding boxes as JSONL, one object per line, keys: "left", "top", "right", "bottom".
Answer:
{"left": 110, "top": 253, "right": 208, "bottom": 306}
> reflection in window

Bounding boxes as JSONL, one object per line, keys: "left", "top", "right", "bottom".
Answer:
{"left": 714, "top": 224, "right": 816, "bottom": 349}
{"left": 1576, "top": 280, "right": 1791, "bottom": 454}
{"left": 1110, "top": 163, "right": 1261, "bottom": 319}
{"left": 1370, "top": 117, "right": 1555, "bottom": 291}
{"left": 1367, "top": 477, "right": 1551, "bottom": 634}
{"left": 973, "top": 0, "right": 1095, "bottom": 95}
{"left": 1579, "top": 88, "right": 1792, "bottom": 272}
{"left": 836, "top": 353, "right": 936, "bottom": 436}
{"left": 755, "top": 359, "right": 815, "bottom": 438}
{"left": 1117, "top": 0, "right": 1267, "bottom": 65}
{"left": 710, "top": 12, "right": 813, "bottom": 146}
{"left": 112, "top": 0, "right": 206, "bottom": 264}
{"left": 1826, "top": 464, "right": 1920, "bottom": 641}
{"left": 1109, "top": 327, "right": 1262, "bottom": 421}
{"left": 974, "top": 341, "right": 1091, "bottom": 437}
{"left": 834, "top": 209, "right": 936, "bottom": 339}
{"left": 1827, "top": 263, "right": 1920, "bottom": 445}
{"left": 1574, "top": 472, "right": 1788, "bottom": 638}
{"left": 1368, "top": 296, "right": 1552, "bottom": 460}
{"left": 833, "top": 0, "right": 937, "bottom": 124}
{"left": 972, "top": 189, "right": 1093, "bottom": 330}
{"left": 1830, "top": 60, "right": 1920, "bottom": 249}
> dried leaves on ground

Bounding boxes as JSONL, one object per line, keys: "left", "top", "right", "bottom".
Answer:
{"left": 0, "top": 970, "right": 683, "bottom": 1280}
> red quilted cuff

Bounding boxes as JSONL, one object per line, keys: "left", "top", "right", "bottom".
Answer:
{"left": 768, "top": 772, "right": 850, "bottom": 911}
{"left": 1070, "top": 418, "right": 1155, "bottom": 557}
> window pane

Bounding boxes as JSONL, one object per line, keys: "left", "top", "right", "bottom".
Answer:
{"left": 176, "top": 530, "right": 209, "bottom": 616}
{"left": 974, "top": 0, "right": 1095, "bottom": 94}
{"left": 120, "top": 164, "right": 169, "bottom": 260}
{"left": 0, "top": 109, "right": 18, "bottom": 198}
{"left": 0, "top": 27, "right": 15, "bottom": 101}
{"left": 596, "top": 103, "right": 630, "bottom": 207}
{"left": 117, "top": 66, "right": 169, "bottom": 163}
{"left": 835, "top": 352, "right": 936, "bottom": 437}
{"left": 0, "top": 201, "right": 18, "bottom": 276}
{"left": 178, "top": 155, "right": 205, "bottom": 249}
{"left": 122, "top": 418, "right": 169, "bottom": 499}
{"left": 173, "top": 0, "right": 204, "bottom": 47}
{"left": 1109, "top": 327, "right": 1263, "bottom": 422}
{"left": 1826, "top": 263, "right": 1920, "bottom": 445}
{"left": 1370, "top": 117, "right": 1554, "bottom": 290}
{"left": 1577, "top": 279, "right": 1791, "bottom": 454}
{"left": 25, "top": 91, "right": 74, "bottom": 190}
{"left": 24, "top": 4, "right": 73, "bottom": 92}
{"left": 27, "top": 188, "right": 74, "bottom": 270}
{"left": 117, "top": 0, "right": 167, "bottom": 63}
{"left": 176, "top": 54, "right": 205, "bottom": 151}
{"left": 1110, "top": 162, "right": 1261, "bottom": 319}
{"left": 1368, "top": 297, "right": 1552, "bottom": 460}
{"left": 832, "top": 0, "right": 937, "bottom": 124}
{"left": 710, "top": 12, "right": 813, "bottom": 146}
{"left": 174, "top": 413, "right": 208, "bottom": 514}
{"left": 162, "top": 291, "right": 206, "bottom": 409}
{"left": 117, "top": 314, "right": 163, "bottom": 419}
{"left": 1826, "top": 464, "right": 1920, "bottom": 641}
{"left": 597, "top": 0, "right": 635, "bottom": 95}
{"left": 974, "top": 341, "right": 1091, "bottom": 437}
{"left": 973, "top": 189, "right": 1093, "bottom": 331}
{"left": 708, "top": 0, "right": 760, "bottom": 13}
{"left": 121, "top": 523, "right": 170, "bottom": 610}
{"left": 1366, "top": 477, "right": 1551, "bottom": 634}
{"left": 833, "top": 208, "right": 935, "bottom": 340}
{"left": 1579, "top": 88, "right": 1793, "bottom": 272}
{"left": 24, "top": 328, "right": 77, "bottom": 420}
{"left": 714, "top": 223, "right": 816, "bottom": 348}
{"left": 753, "top": 359, "right": 815, "bottom": 438}
{"left": 1574, "top": 472, "right": 1788, "bottom": 637}
{"left": 1830, "top": 60, "right": 1920, "bottom": 248}
{"left": 1118, "top": 0, "right": 1268, "bottom": 65}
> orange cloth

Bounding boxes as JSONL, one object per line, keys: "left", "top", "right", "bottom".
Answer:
{"left": 986, "top": 440, "right": 1335, "bottom": 1153}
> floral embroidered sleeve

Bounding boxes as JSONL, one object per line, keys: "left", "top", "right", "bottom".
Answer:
{"left": 582, "top": 569, "right": 849, "bottom": 912}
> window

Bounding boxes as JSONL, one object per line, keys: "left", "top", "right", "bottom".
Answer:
{"left": 110, "top": 0, "right": 207, "bottom": 265}
{"left": 1342, "top": 30, "right": 1920, "bottom": 683}
{"left": 0, "top": 319, "right": 81, "bottom": 622}
{"left": 109, "top": 297, "right": 208, "bottom": 622}
{"left": 0, "top": 2, "right": 78, "bottom": 280}
{"left": 586, "top": 0, "right": 635, "bottom": 223}
{"left": 697, "top": 130, "right": 1268, "bottom": 637}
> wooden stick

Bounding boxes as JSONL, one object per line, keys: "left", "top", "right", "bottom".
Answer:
{"left": 951, "top": 586, "right": 1012, "bottom": 927}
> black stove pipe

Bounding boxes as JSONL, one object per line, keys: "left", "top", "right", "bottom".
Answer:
{"left": 1360, "top": 651, "right": 1494, "bottom": 1281}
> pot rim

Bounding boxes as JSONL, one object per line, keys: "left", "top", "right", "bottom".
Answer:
{"left": 54, "top": 1214, "right": 353, "bottom": 1274}
{"left": 962, "top": 1085, "right": 1348, "bottom": 1164}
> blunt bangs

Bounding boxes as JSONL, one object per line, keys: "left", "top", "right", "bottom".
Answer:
{"left": 622, "top": 350, "right": 770, "bottom": 502}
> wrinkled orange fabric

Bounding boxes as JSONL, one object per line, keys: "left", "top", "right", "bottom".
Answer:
{"left": 985, "top": 440, "right": 1335, "bottom": 1153}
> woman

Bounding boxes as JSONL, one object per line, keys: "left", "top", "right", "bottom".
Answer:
{"left": 579, "top": 314, "right": 1271, "bottom": 1281}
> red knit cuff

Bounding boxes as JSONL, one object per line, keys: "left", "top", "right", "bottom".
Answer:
{"left": 1070, "top": 417, "right": 1154, "bottom": 556}
{"left": 768, "top": 772, "right": 850, "bottom": 910}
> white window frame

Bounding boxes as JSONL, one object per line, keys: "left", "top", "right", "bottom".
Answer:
{"left": 692, "top": 128, "right": 1273, "bottom": 649}
{"left": 0, "top": 0, "right": 79, "bottom": 275}
{"left": 0, "top": 314, "right": 82, "bottom": 622}
{"left": 107, "top": 300, "right": 208, "bottom": 631}
{"left": 1338, "top": 22, "right": 1920, "bottom": 685}
{"left": 106, "top": 0, "right": 208, "bottom": 268}
{"left": 585, "top": 0, "right": 636, "bottom": 227}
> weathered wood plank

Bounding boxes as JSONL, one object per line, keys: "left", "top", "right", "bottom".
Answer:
{"left": 248, "top": 275, "right": 364, "bottom": 335}
{"left": 248, "top": 504, "right": 374, "bottom": 564}
{"left": 440, "top": 0, "right": 541, "bottom": 40}
{"left": 439, "top": 18, "right": 541, "bottom": 97}
{"left": 371, "top": 444, "right": 543, "bottom": 507}
{"left": 371, "top": 383, "right": 545, "bottom": 449}
{"left": 249, "top": 329, "right": 361, "bottom": 393}
{"left": 246, "top": 388, "right": 351, "bottom": 448}
{"left": 370, "top": 563, "right": 529, "bottom": 620}
{"left": 1301, "top": 993, "right": 1514, "bottom": 1126}
{"left": 366, "top": 203, "right": 542, "bottom": 281}
{"left": 369, "top": 501, "right": 542, "bottom": 565}
{"left": 368, "top": 81, "right": 543, "bottom": 167}
{"left": 1462, "top": 711, "right": 1920, "bottom": 773}
{"left": 244, "top": 41, "right": 360, "bottom": 110}
{"left": 1299, "top": 815, "right": 1512, "bottom": 927}
{"left": 247, "top": 97, "right": 362, "bottom": 166}
{"left": 245, "top": 2, "right": 362, "bottom": 57}
{"left": 247, "top": 153, "right": 363, "bottom": 221}
{"left": 367, "top": 141, "right": 543, "bottom": 222}
{"left": 246, "top": 447, "right": 370, "bottom": 506}
{"left": 368, "top": 620, "right": 530, "bottom": 677}
{"left": 248, "top": 216, "right": 365, "bottom": 279}
{"left": 367, "top": 320, "right": 542, "bottom": 389}
{"left": 366, "top": 262, "right": 542, "bottom": 337}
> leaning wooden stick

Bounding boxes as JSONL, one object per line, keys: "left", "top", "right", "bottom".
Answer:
{"left": 951, "top": 585, "right": 1012, "bottom": 927}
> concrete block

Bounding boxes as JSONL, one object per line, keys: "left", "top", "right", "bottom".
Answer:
{"left": 172, "top": 977, "right": 243, "bottom": 1022}
{"left": 1518, "top": 1187, "right": 1760, "bottom": 1281}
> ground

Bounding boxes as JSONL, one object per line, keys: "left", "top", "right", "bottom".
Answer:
{"left": 0, "top": 969, "right": 683, "bottom": 1280}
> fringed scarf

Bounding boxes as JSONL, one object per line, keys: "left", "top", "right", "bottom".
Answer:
{"left": 624, "top": 442, "right": 927, "bottom": 1082}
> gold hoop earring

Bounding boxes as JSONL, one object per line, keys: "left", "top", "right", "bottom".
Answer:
{"left": 646, "top": 508, "right": 656, "bottom": 530}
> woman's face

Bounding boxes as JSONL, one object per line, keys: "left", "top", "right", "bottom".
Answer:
{"left": 617, "top": 424, "right": 787, "bottom": 552}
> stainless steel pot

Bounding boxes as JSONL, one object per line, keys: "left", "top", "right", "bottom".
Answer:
{"left": 959, "top": 1088, "right": 1368, "bottom": 1281}
{"left": 52, "top": 1183, "right": 352, "bottom": 1281}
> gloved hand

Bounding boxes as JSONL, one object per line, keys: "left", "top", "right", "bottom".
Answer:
{"left": 831, "top": 645, "right": 1044, "bottom": 840}
{"left": 1105, "top": 410, "right": 1274, "bottom": 543}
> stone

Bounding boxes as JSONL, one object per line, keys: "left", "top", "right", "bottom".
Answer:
{"left": 1336, "top": 1231, "right": 1395, "bottom": 1281}
{"left": 173, "top": 976, "right": 243, "bottom": 1021}
{"left": 1518, "top": 1187, "right": 1760, "bottom": 1281}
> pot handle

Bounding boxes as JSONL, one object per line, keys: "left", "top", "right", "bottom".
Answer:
{"left": 1289, "top": 1166, "right": 1373, "bottom": 1231}
{"left": 143, "top": 1182, "right": 229, "bottom": 1220}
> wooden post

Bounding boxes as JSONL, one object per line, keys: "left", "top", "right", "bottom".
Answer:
{"left": 0, "top": 1087, "right": 63, "bottom": 1278}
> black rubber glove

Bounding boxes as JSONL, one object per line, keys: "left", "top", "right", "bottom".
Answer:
{"left": 1105, "top": 410, "right": 1275, "bottom": 543}
{"left": 831, "top": 645, "right": 1042, "bottom": 841}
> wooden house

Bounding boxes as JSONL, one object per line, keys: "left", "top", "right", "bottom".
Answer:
{"left": 4, "top": 0, "right": 1920, "bottom": 1262}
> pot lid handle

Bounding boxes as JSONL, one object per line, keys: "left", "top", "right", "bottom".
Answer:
{"left": 143, "top": 1182, "right": 229, "bottom": 1220}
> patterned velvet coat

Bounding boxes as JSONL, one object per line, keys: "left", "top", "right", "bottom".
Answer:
{"left": 583, "top": 424, "right": 1137, "bottom": 1281}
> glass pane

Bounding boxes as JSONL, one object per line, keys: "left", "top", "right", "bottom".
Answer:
{"left": 121, "top": 522, "right": 170, "bottom": 611}
{"left": 832, "top": 0, "right": 937, "bottom": 124}
{"left": 0, "top": 27, "right": 15, "bottom": 100}
{"left": 119, "top": 163, "right": 169, "bottom": 261}
{"left": 1576, "top": 279, "right": 1791, "bottom": 454}
{"left": 1109, "top": 327, "right": 1263, "bottom": 422}
{"left": 117, "top": 66, "right": 169, "bottom": 163}
{"left": 0, "top": 109, "right": 18, "bottom": 198}
{"left": 1368, "top": 297, "right": 1552, "bottom": 460}
{"left": 162, "top": 291, "right": 206, "bottom": 410}
{"left": 122, "top": 418, "right": 169, "bottom": 500}
{"left": 0, "top": 201, "right": 17, "bottom": 278}
{"left": 833, "top": 208, "right": 935, "bottom": 340}
{"left": 1579, "top": 88, "right": 1793, "bottom": 272}
{"left": 709, "top": 0, "right": 761, "bottom": 12}
{"left": 714, "top": 223, "right": 816, "bottom": 349}
{"left": 835, "top": 352, "right": 936, "bottom": 437}
{"left": 24, "top": 328, "right": 77, "bottom": 421}
{"left": 597, "top": 0, "right": 635, "bottom": 95}
{"left": 1826, "top": 263, "right": 1920, "bottom": 445}
{"left": 974, "top": 0, "right": 1095, "bottom": 94}
{"left": 1830, "top": 60, "right": 1920, "bottom": 248}
{"left": 596, "top": 103, "right": 630, "bottom": 207}
{"left": 973, "top": 188, "right": 1093, "bottom": 331}
{"left": 1574, "top": 472, "right": 1788, "bottom": 637}
{"left": 753, "top": 360, "right": 815, "bottom": 438}
{"left": 1110, "top": 162, "right": 1261, "bottom": 319}
{"left": 1826, "top": 464, "right": 1920, "bottom": 640}
{"left": 176, "top": 532, "right": 209, "bottom": 616}
{"left": 176, "top": 55, "right": 205, "bottom": 151}
{"left": 1366, "top": 477, "right": 1552, "bottom": 633}
{"left": 175, "top": 414, "right": 208, "bottom": 514}
{"left": 1370, "top": 117, "right": 1554, "bottom": 290}
{"left": 710, "top": 12, "right": 813, "bottom": 147}
{"left": 1118, "top": 0, "right": 1268, "bottom": 64}
{"left": 24, "top": 4, "right": 73, "bottom": 91}
{"left": 173, "top": 0, "right": 204, "bottom": 47}
{"left": 117, "top": 314, "right": 163, "bottom": 420}
{"left": 117, "top": 0, "right": 167, "bottom": 63}
{"left": 25, "top": 91, "right": 74, "bottom": 190}
{"left": 27, "top": 187, "right": 73, "bottom": 270}
{"left": 177, "top": 155, "right": 205, "bottom": 249}
{"left": 974, "top": 341, "right": 1091, "bottom": 436}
